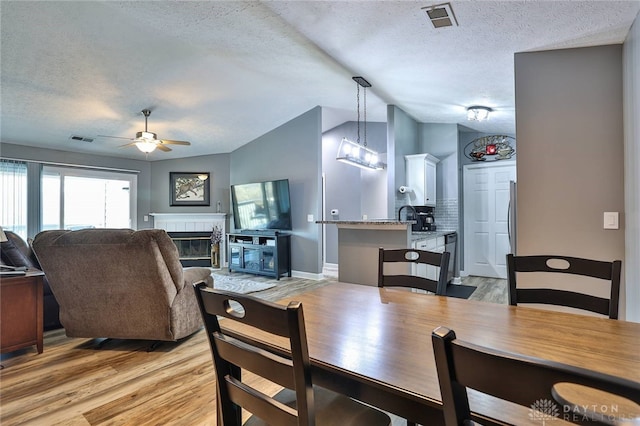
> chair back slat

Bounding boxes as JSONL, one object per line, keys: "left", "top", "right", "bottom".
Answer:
{"left": 378, "top": 248, "right": 450, "bottom": 295}
{"left": 507, "top": 254, "right": 621, "bottom": 319}
{"left": 515, "top": 288, "right": 610, "bottom": 316}
{"left": 214, "top": 333, "right": 296, "bottom": 390}
{"left": 226, "top": 376, "right": 298, "bottom": 426}
{"left": 199, "top": 287, "right": 293, "bottom": 336}
{"left": 432, "top": 326, "right": 640, "bottom": 426}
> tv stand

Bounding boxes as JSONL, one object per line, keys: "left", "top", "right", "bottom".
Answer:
{"left": 228, "top": 231, "right": 291, "bottom": 280}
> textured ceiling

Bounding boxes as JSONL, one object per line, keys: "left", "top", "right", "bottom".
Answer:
{"left": 1, "top": 1, "right": 639, "bottom": 161}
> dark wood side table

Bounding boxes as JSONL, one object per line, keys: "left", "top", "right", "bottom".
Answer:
{"left": 0, "top": 269, "right": 44, "bottom": 354}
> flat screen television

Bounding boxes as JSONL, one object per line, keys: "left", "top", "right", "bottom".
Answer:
{"left": 231, "top": 179, "right": 292, "bottom": 231}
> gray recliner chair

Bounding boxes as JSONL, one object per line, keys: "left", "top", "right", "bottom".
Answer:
{"left": 32, "top": 228, "right": 213, "bottom": 343}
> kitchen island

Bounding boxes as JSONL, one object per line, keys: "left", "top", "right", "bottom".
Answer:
{"left": 316, "top": 220, "right": 414, "bottom": 285}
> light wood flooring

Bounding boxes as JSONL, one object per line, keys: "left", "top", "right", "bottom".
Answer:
{"left": 0, "top": 273, "right": 506, "bottom": 426}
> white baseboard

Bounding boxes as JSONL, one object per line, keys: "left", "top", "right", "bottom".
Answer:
{"left": 322, "top": 263, "right": 338, "bottom": 279}
{"left": 291, "top": 270, "right": 325, "bottom": 280}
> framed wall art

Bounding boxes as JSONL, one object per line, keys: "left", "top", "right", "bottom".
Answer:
{"left": 169, "top": 172, "right": 210, "bottom": 206}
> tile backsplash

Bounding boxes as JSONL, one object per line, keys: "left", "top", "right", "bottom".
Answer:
{"left": 435, "top": 198, "right": 458, "bottom": 231}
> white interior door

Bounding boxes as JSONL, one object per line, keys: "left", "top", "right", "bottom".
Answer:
{"left": 463, "top": 162, "right": 516, "bottom": 278}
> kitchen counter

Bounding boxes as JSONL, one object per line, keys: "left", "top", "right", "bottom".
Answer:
{"left": 317, "top": 220, "right": 413, "bottom": 285}
{"left": 316, "top": 219, "right": 414, "bottom": 230}
{"left": 410, "top": 230, "right": 456, "bottom": 241}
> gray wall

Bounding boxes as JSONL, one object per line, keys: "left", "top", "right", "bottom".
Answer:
{"left": 231, "top": 107, "right": 323, "bottom": 276}
{"left": 387, "top": 105, "right": 420, "bottom": 216}
{"left": 420, "top": 123, "right": 459, "bottom": 201}
{"left": 149, "top": 153, "right": 231, "bottom": 226}
{"left": 622, "top": 14, "right": 640, "bottom": 322}
{"left": 321, "top": 121, "right": 387, "bottom": 264}
{"left": 0, "top": 142, "right": 152, "bottom": 232}
{"left": 514, "top": 45, "right": 627, "bottom": 317}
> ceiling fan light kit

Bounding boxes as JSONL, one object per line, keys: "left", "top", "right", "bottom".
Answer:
{"left": 134, "top": 140, "right": 158, "bottom": 153}
{"left": 99, "top": 108, "right": 191, "bottom": 154}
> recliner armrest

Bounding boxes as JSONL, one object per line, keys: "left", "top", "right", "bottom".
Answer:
{"left": 182, "top": 267, "right": 213, "bottom": 289}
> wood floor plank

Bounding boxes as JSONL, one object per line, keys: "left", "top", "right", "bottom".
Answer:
{"left": 0, "top": 273, "right": 503, "bottom": 425}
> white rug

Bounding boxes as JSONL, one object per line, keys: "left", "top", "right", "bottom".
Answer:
{"left": 210, "top": 273, "right": 276, "bottom": 294}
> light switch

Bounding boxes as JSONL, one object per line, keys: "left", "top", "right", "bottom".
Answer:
{"left": 603, "top": 212, "right": 619, "bottom": 230}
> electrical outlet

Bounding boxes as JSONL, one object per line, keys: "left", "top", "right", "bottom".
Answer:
{"left": 307, "top": 214, "right": 314, "bottom": 222}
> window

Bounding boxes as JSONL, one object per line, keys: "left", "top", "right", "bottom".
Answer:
{"left": 0, "top": 160, "right": 28, "bottom": 238}
{"left": 42, "top": 166, "right": 137, "bottom": 230}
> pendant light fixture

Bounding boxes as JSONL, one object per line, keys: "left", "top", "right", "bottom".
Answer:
{"left": 336, "top": 77, "right": 386, "bottom": 170}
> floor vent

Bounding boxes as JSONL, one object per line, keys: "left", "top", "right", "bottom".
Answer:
{"left": 70, "top": 135, "right": 94, "bottom": 143}
{"left": 422, "top": 2, "right": 458, "bottom": 28}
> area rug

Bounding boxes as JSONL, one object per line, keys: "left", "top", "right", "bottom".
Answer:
{"left": 444, "top": 283, "right": 477, "bottom": 299}
{"left": 210, "top": 273, "right": 276, "bottom": 294}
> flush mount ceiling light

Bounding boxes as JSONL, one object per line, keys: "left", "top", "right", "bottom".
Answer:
{"left": 336, "top": 77, "right": 386, "bottom": 171}
{"left": 467, "top": 106, "right": 492, "bottom": 122}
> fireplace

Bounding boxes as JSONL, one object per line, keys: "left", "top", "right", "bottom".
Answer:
{"left": 167, "top": 232, "right": 212, "bottom": 267}
{"left": 150, "top": 213, "right": 226, "bottom": 268}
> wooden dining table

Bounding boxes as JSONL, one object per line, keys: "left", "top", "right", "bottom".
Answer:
{"left": 221, "top": 282, "right": 640, "bottom": 425}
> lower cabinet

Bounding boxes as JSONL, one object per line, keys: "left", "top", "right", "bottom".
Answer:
{"left": 228, "top": 232, "right": 291, "bottom": 280}
{"left": 411, "top": 236, "right": 445, "bottom": 283}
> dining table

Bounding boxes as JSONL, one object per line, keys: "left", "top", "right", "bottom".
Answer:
{"left": 221, "top": 282, "right": 640, "bottom": 425}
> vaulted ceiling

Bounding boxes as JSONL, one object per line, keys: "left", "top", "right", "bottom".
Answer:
{"left": 1, "top": 1, "right": 638, "bottom": 161}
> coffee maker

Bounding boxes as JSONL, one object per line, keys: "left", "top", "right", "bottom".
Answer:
{"left": 415, "top": 206, "right": 436, "bottom": 231}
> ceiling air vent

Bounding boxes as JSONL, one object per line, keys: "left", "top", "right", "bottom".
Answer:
{"left": 422, "top": 2, "right": 458, "bottom": 28}
{"left": 70, "top": 135, "right": 94, "bottom": 143}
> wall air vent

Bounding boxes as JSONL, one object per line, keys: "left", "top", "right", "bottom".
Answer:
{"left": 70, "top": 135, "right": 94, "bottom": 143}
{"left": 422, "top": 2, "right": 458, "bottom": 28}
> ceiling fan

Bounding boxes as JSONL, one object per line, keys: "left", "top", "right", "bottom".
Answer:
{"left": 98, "top": 109, "right": 191, "bottom": 153}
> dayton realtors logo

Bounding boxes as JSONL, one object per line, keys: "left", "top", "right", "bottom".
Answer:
{"left": 529, "top": 399, "right": 628, "bottom": 424}
{"left": 529, "top": 399, "right": 560, "bottom": 425}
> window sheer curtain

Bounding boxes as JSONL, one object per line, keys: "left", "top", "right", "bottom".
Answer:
{"left": 0, "top": 159, "right": 28, "bottom": 239}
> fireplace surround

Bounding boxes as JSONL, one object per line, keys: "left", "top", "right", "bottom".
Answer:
{"left": 150, "top": 213, "right": 226, "bottom": 268}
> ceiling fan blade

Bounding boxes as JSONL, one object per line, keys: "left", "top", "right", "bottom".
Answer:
{"left": 98, "top": 135, "right": 134, "bottom": 141}
{"left": 160, "top": 139, "right": 191, "bottom": 145}
{"left": 156, "top": 144, "right": 172, "bottom": 152}
{"left": 119, "top": 142, "right": 138, "bottom": 148}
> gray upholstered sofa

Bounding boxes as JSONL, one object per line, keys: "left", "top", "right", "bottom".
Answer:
{"left": 32, "top": 228, "right": 213, "bottom": 342}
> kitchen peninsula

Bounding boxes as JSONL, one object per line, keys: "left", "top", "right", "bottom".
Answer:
{"left": 317, "top": 220, "right": 414, "bottom": 285}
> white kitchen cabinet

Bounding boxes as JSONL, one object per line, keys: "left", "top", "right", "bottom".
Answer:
{"left": 411, "top": 235, "right": 445, "bottom": 290}
{"left": 404, "top": 153, "right": 439, "bottom": 206}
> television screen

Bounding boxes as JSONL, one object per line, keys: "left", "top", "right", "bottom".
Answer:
{"left": 231, "top": 179, "right": 292, "bottom": 230}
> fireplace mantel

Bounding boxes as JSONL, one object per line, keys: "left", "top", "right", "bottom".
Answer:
{"left": 150, "top": 213, "right": 226, "bottom": 232}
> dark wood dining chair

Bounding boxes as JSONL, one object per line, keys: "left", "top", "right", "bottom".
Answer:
{"left": 378, "top": 247, "right": 450, "bottom": 426}
{"left": 378, "top": 247, "right": 450, "bottom": 296}
{"left": 506, "top": 254, "right": 622, "bottom": 319}
{"left": 193, "top": 283, "right": 392, "bottom": 426}
{"left": 432, "top": 326, "right": 640, "bottom": 426}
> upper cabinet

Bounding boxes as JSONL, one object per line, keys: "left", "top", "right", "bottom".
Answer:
{"left": 405, "top": 153, "right": 440, "bottom": 206}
